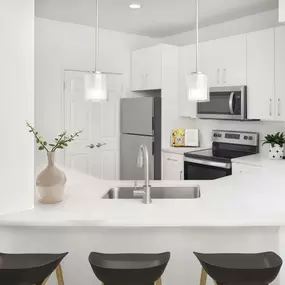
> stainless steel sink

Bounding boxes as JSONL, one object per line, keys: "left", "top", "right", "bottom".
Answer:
{"left": 102, "top": 186, "right": 201, "bottom": 199}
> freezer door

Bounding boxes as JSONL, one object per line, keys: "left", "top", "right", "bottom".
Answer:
{"left": 121, "top": 98, "right": 154, "bottom": 136}
{"left": 120, "top": 134, "right": 154, "bottom": 180}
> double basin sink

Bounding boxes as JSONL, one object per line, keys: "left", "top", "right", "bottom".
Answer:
{"left": 103, "top": 186, "right": 201, "bottom": 200}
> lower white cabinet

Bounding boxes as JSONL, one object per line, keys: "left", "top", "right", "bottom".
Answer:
{"left": 163, "top": 152, "right": 184, "bottom": 180}
{"left": 232, "top": 162, "right": 261, "bottom": 175}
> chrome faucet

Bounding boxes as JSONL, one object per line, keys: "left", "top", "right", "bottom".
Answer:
{"left": 137, "top": 145, "right": 152, "bottom": 204}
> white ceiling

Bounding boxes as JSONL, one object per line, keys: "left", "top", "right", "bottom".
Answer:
{"left": 35, "top": 0, "right": 278, "bottom": 38}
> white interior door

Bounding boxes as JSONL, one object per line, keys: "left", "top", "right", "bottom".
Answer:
{"left": 64, "top": 70, "right": 123, "bottom": 180}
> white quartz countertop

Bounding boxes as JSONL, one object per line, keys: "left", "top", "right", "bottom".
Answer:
{"left": 1, "top": 159, "right": 285, "bottom": 228}
{"left": 162, "top": 146, "right": 210, "bottom": 155}
{"left": 232, "top": 153, "right": 285, "bottom": 167}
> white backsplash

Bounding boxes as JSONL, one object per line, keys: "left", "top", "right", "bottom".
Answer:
{"left": 188, "top": 119, "right": 285, "bottom": 156}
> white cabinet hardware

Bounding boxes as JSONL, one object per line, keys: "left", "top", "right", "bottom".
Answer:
{"left": 223, "top": 68, "right": 227, "bottom": 84}
{"left": 167, "top": 158, "right": 178, "bottom": 162}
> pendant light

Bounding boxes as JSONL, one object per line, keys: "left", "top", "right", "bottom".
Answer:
{"left": 84, "top": 0, "right": 107, "bottom": 101}
{"left": 187, "top": 0, "right": 209, "bottom": 102}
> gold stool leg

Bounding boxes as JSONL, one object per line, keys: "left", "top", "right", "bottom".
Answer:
{"left": 200, "top": 268, "right": 208, "bottom": 285}
{"left": 56, "top": 264, "right": 65, "bottom": 285}
{"left": 41, "top": 277, "right": 50, "bottom": 285}
{"left": 155, "top": 278, "right": 162, "bottom": 285}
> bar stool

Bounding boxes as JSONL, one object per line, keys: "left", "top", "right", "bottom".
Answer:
{"left": 0, "top": 252, "right": 68, "bottom": 285}
{"left": 194, "top": 251, "right": 282, "bottom": 285}
{"left": 89, "top": 251, "right": 170, "bottom": 285}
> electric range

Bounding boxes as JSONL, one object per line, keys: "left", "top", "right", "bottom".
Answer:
{"left": 184, "top": 130, "right": 259, "bottom": 180}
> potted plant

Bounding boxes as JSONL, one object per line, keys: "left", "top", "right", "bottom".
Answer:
{"left": 262, "top": 132, "right": 285, "bottom": 160}
{"left": 27, "top": 122, "right": 83, "bottom": 204}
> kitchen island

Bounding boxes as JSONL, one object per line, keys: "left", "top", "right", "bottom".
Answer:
{"left": 0, "top": 161, "right": 284, "bottom": 285}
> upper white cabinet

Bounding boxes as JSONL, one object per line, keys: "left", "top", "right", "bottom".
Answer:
{"left": 131, "top": 45, "right": 162, "bottom": 91}
{"left": 275, "top": 26, "right": 285, "bottom": 121}
{"left": 247, "top": 29, "right": 275, "bottom": 120}
{"left": 200, "top": 34, "right": 247, "bottom": 87}
{"left": 178, "top": 45, "right": 197, "bottom": 117}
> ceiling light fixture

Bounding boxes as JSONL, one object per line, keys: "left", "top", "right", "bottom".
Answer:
{"left": 84, "top": 0, "right": 107, "bottom": 101}
{"left": 187, "top": 0, "right": 209, "bottom": 102}
{"left": 129, "top": 4, "right": 142, "bottom": 9}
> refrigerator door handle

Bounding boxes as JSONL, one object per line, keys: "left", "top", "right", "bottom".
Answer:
{"left": 152, "top": 141, "right": 155, "bottom": 156}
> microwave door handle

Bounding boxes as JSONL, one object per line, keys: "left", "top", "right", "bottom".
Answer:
{"left": 229, "top": 92, "right": 235, "bottom": 114}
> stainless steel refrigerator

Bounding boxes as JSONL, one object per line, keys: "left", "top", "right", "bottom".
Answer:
{"left": 120, "top": 97, "right": 161, "bottom": 180}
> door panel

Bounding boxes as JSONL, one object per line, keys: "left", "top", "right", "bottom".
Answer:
{"left": 247, "top": 29, "right": 275, "bottom": 120}
{"left": 64, "top": 70, "right": 122, "bottom": 179}
{"left": 120, "top": 134, "right": 154, "bottom": 180}
{"left": 121, "top": 98, "right": 153, "bottom": 135}
{"left": 275, "top": 26, "right": 285, "bottom": 121}
{"left": 146, "top": 45, "right": 162, "bottom": 90}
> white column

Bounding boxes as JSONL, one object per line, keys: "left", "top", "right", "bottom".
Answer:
{"left": 0, "top": 0, "right": 35, "bottom": 214}
{"left": 279, "top": 0, "right": 285, "bottom": 22}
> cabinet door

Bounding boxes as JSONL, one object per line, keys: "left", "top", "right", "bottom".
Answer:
{"left": 131, "top": 48, "right": 147, "bottom": 91}
{"left": 247, "top": 29, "right": 275, "bottom": 120}
{"left": 163, "top": 153, "right": 184, "bottom": 180}
{"left": 220, "top": 34, "right": 247, "bottom": 86}
{"left": 200, "top": 35, "right": 246, "bottom": 87}
{"left": 145, "top": 45, "right": 162, "bottom": 90}
{"left": 275, "top": 26, "right": 285, "bottom": 121}
{"left": 200, "top": 40, "right": 221, "bottom": 87}
{"left": 178, "top": 45, "right": 197, "bottom": 117}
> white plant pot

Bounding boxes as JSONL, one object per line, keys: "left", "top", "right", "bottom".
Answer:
{"left": 269, "top": 145, "right": 284, "bottom": 160}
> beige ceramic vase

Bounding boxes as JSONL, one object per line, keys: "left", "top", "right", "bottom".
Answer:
{"left": 36, "top": 152, "right": 67, "bottom": 204}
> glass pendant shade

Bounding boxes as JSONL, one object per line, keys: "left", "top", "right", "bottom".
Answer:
{"left": 187, "top": 72, "right": 209, "bottom": 102}
{"left": 84, "top": 71, "right": 107, "bottom": 101}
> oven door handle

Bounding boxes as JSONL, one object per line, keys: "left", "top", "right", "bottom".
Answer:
{"left": 229, "top": 92, "right": 235, "bottom": 115}
{"left": 184, "top": 157, "right": 231, "bottom": 169}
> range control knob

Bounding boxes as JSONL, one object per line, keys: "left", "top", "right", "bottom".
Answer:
{"left": 244, "top": 136, "right": 248, "bottom": 140}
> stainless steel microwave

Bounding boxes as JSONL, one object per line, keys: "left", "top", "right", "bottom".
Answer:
{"left": 197, "top": 86, "right": 247, "bottom": 120}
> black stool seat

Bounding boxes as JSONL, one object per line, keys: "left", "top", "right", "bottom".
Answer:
{"left": 194, "top": 251, "right": 282, "bottom": 285}
{"left": 89, "top": 252, "right": 170, "bottom": 285}
{"left": 0, "top": 252, "right": 68, "bottom": 285}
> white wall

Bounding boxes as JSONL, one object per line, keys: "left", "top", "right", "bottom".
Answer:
{"left": 0, "top": 0, "right": 34, "bottom": 214}
{"left": 35, "top": 17, "right": 159, "bottom": 166}
{"left": 162, "top": 9, "right": 281, "bottom": 46}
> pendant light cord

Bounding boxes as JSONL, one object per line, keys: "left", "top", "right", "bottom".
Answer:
{"left": 195, "top": 0, "right": 199, "bottom": 73}
{"left": 95, "top": 0, "right": 99, "bottom": 72}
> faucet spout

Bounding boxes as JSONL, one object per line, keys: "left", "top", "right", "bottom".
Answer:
{"left": 137, "top": 145, "right": 151, "bottom": 204}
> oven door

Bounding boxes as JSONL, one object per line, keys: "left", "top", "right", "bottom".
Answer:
{"left": 197, "top": 86, "right": 246, "bottom": 120}
{"left": 184, "top": 157, "right": 232, "bottom": 180}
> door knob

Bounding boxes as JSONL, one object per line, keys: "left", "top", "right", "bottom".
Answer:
{"left": 87, "top": 144, "right": 95, "bottom": 149}
{"left": 96, "top": 143, "right": 107, "bottom": 148}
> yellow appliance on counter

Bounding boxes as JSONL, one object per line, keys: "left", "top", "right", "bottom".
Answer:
{"left": 171, "top": 129, "right": 199, "bottom": 147}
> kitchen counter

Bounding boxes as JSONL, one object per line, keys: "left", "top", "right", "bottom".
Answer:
{"left": 1, "top": 160, "right": 285, "bottom": 228}
{"left": 162, "top": 146, "right": 210, "bottom": 155}
{"left": 232, "top": 153, "right": 285, "bottom": 167}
